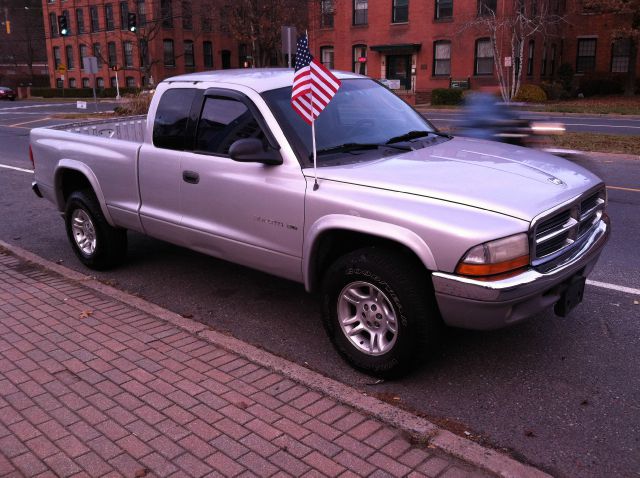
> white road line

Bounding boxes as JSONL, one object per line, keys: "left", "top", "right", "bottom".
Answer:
{"left": 0, "top": 164, "right": 34, "bottom": 174}
{"left": 587, "top": 280, "right": 640, "bottom": 296}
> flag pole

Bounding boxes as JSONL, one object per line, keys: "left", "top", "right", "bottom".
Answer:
{"left": 312, "top": 119, "right": 319, "bottom": 191}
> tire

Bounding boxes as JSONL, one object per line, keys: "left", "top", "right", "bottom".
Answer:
{"left": 321, "top": 247, "right": 440, "bottom": 378}
{"left": 64, "top": 190, "right": 127, "bottom": 270}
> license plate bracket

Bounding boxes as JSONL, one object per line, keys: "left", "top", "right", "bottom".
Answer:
{"left": 555, "top": 276, "right": 586, "bottom": 317}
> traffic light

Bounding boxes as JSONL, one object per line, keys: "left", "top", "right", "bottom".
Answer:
{"left": 58, "top": 15, "right": 68, "bottom": 36}
{"left": 127, "top": 13, "right": 137, "bottom": 32}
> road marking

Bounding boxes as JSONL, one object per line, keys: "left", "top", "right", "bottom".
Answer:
{"left": 9, "top": 117, "right": 51, "bottom": 127}
{"left": 587, "top": 280, "right": 640, "bottom": 296}
{"left": 607, "top": 185, "right": 640, "bottom": 193}
{"left": 0, "top": 163, "right": 34, "bottom": 174}
{"left": 0, "top": 103, "right": 69, "bottom": 111}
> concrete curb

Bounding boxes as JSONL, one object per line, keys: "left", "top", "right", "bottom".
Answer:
{"left": 0, "top": 240, "right": 551, "bottom": 478}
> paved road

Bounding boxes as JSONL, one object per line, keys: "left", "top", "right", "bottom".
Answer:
{"left": 1, "top": 111, "right": 639, "bottom": 478}
{"left": 0, "top": 100, "right": 119, "bottom": 130}
{"left": 422, "top": 110, "right": 640, "bottom": 136}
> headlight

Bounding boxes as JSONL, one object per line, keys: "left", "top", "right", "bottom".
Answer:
{"left": 456, "top": 233, "right": 530, "bottom": 277}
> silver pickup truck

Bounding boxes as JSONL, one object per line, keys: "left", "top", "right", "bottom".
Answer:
{"left": 30, "top": 69, "right": 610, "bottom": 376}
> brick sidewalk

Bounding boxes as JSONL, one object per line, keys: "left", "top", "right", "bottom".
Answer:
{"left": 0, "top": 250, "right": 493, "bottom": 478}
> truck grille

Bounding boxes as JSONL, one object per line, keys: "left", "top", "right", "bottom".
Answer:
{"left": 532, "top": 187, "right": 606, "bottom": 264}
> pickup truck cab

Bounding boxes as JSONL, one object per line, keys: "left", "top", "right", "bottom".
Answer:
{"left": 30, "top": 69, "right": 610, "bottom": 376}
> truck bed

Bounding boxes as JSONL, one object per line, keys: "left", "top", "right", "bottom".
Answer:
{"left": 54, "top": 115, "right": 147, "bottom": 142}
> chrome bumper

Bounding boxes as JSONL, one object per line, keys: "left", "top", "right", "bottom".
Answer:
{"left": 432, "top": 214, "right": 610, "bottom": 330}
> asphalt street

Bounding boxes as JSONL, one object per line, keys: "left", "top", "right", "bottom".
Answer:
{"left": 0, "top": 101, "right": 639, "bottom": 478}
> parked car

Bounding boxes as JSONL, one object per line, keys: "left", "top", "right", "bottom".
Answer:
{"left": 30, "top": 69, "right": 609, "bottom": 377}
{"left": 0, "top": 86, "right": 17, "bottom": 101}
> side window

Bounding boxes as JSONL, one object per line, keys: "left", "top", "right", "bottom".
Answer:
{"left": 195, "top": 97, "right": 265, "bottom": 156}
{"left": 153, "top": 88, "right": 197, "bottom": 151}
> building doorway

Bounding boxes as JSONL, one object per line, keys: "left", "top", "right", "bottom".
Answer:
{"left": 386, "top": 55, "right": 412, "bottom": 90}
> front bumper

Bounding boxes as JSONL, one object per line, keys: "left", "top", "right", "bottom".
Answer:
{"left": 432, "top": 214, "right": 610, "bottom": 330}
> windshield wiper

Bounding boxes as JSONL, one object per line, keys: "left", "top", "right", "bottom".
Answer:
{"left": 313, "top": 142, "right": 410, "bottom": 158}
{"left": 386, "top": 130, "right": 451, "bottom": 145}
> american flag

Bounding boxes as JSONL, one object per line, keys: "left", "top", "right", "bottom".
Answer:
{"left": 291, "top": 34, "right": 341, "bottom": 125}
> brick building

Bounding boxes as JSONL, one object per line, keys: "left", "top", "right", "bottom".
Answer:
{"left": 310, "top": 0, "right": 639, "bottom": 103}
{"left": 42, "top": 0, "right": 240, "bottom": 90}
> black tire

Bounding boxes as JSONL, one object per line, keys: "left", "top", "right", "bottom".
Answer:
{"left": 64, "top": 190, "right": 127, "bottom": 270}
{"left": 321, "top": 247, "right": 440, "bottom": 378}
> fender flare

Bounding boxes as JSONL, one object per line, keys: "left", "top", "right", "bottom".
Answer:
{"left": 303, "top": 214, "right": 438, "bottom": 292}
{"left": 54, "top": 160, "right": 116, "bottom": 226}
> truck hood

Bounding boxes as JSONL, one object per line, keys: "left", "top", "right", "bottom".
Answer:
{"left": 309, "top": 137, "right": 603, "bottom": 221}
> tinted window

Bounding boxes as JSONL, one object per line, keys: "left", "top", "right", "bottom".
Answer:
{"left": 153, "top": 88, "right": 197, "bottom": 151}
{"left": 196, "top": 97, "right": 264, "bottom": 156}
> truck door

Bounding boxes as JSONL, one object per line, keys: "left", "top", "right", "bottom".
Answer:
{"left": 178, "top": 89, "right": 306, "bottom": 282}
{"left": 138, "top": 87, "right": 199, "bottom": 244}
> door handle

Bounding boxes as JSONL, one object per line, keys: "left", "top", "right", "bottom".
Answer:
{"left": 182, "top": 170, "right": 199, "bottom": 184}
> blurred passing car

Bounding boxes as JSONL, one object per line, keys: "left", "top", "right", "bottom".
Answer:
{"left": 0, "top": 86, "right": 17, "bottom": 101}
{"left": 456, "top": 93, "right": 564, "bottom": 147}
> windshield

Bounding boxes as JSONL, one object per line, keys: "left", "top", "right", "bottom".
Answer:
{"left": 262, "top": 79, "right": 439, "bottom": 166}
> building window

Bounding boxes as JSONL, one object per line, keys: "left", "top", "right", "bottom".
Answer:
{"left": 527, "top": 40, "right": 534, "bottom": 76}
{"left": 137, "top": 0, "right": 146, "bottom": 25}
{"left": 433, "top": 40, "right": 451, "bottom": 76}
{"left": 182, "top": 2, "right": 192, "bottom": 30}
{"left": 105, "top": 4, "right": 115, "bottom": 30}
{"left": 61, "top": 10, "right": 72, "bottom": 35}
{"left": 108, "top": 42, "right": 117, "bottom": 68}
{"left": 550, "top": 43, "right": 557, "bottom": 76}
{"left": 203, "top": 41, "right": 214, "bottom": 68}
{"left": 120, "top": 2, "right": 128, "bottom": 30}
{"left": 123, "top": 41, "right": 134, "bottom": 67}
{"left": 90, "top": 6, "right": 99, "bottom": 32}
{"left": 576, "top": 38, "right": 596, "bottom": 73}
{"left": 93, "top": 43, "right": 103, "bottom": 68}
{"left": 76, "top": 9, "right": 85, "bottom": 33}
{"left": 320, "top": 0, "right": 334, "bottom": 28}
{"left": 353, "top": 45, "right": 367, "bottom": 75}
{"left": 69, "top": 78, "right": 77, "bottom": 88}
{"left": 56, "top": 78, "right": 63, "bottom": 89}
{"left": 611, "top": 39, "right": 630, "bottom": 73}
{"left": 161, "top": 0, "right": 173, "bottom": 28}
{"left": 49, "top": 12, "right": 58, "bottom": 37}
{"left": 79, "top": 44, "right": 88, "bottom": 66}
{"left": 82, "top": 78, "right": 90, "bottom": 88}
{"left": 97, "top": 77, "right": 105, "bottom": 88}
{"left": 474, "top": 38, "right": 493, "bottom": 75}
{"left": 478, "top": 0, "right": 496, "bottom": 16}
{"left": 435, "top": 0, "right": 453, "bottom": 19}
{"left": 111, "top": 77, "right": 117, "bottom": 88}
{"left": 66, "top": 45, "right": 74, "bottom": 70}
{"left": 353, "top": 0, "right": 368, "bottom": 25}
{"left": 201, "top": 14, "right": 213, "bottom": 32}
{"left": 320, "top": 46, "right": 334, "bottom": 69}
{"left": 53, "top": 47, "right": 61, "bottom": 69}
{"left": 126, "top": 76, "right": 136, "bottom": 87}
{"left": 392, "top": 0, "right": 408, "bottom": 23}
{"left": 541, "top": 44, "right": 547, "bottom": 76}
{"left": 139, "top": 39, "right": 149, "bottom": 67}
{"left": 221, "top": 50, "right": 231, "bottom": 69}
{"left": 184, "top": 41, "right": 195, "bottom": 67}
{"left": 163, "top": 39, "right": 175, "bottom": 66}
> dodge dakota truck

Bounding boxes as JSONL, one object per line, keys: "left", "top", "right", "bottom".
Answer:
{"left": 30, "top": 69, "right": 610, "bottom": 376}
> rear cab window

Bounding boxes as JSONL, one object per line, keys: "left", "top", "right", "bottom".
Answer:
{"left": 152, "top": 88, "right": 198, "bottom": 151}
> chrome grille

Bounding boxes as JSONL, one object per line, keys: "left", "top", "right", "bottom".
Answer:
{"left": 532, "top": 187, "right": 606, "bottom": 263}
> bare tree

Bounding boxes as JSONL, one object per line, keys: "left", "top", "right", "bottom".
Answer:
{"left": 460, "top": 2, "right": 565, "bottom": 102}
{"left": 217, "top": 0, "right": 308, "bottom": 67}
{"left": 582, "top": 0, "right": 639, "bottom": 96}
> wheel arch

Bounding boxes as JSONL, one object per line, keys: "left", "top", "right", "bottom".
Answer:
{"left": 54, "top": 161, "right": 115, "bottom": 226}
{"left": 304, "top": 215, "right": 438, "bottom": 293}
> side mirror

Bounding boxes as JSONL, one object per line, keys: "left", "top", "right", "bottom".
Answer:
{"left": 228, "top": 138, "right": 282, "bottom": 166}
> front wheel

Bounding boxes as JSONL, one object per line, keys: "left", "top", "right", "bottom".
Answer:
{"left": 64, "top": 190, "right": 127, "bottom": 270}
{"left": 321, "top": 247, "right": 440, "bottom": 377}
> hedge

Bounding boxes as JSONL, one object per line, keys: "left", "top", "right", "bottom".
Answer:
{"left": 30, "top": 87, "right": 141, "bottom": 98}
{"left": 431, "top": 88, "right": 464, "bottom": 105}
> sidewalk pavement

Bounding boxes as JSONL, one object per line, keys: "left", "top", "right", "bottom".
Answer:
{"left": 0, "top": 244, "right": 549, "bottom": 478}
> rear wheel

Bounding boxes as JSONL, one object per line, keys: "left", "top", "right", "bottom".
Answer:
{"left": 321, "top": 247, "right": 439, "bottom": 377}
{"left": 64, "top": 190, "right": 127, "bottom": 270}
